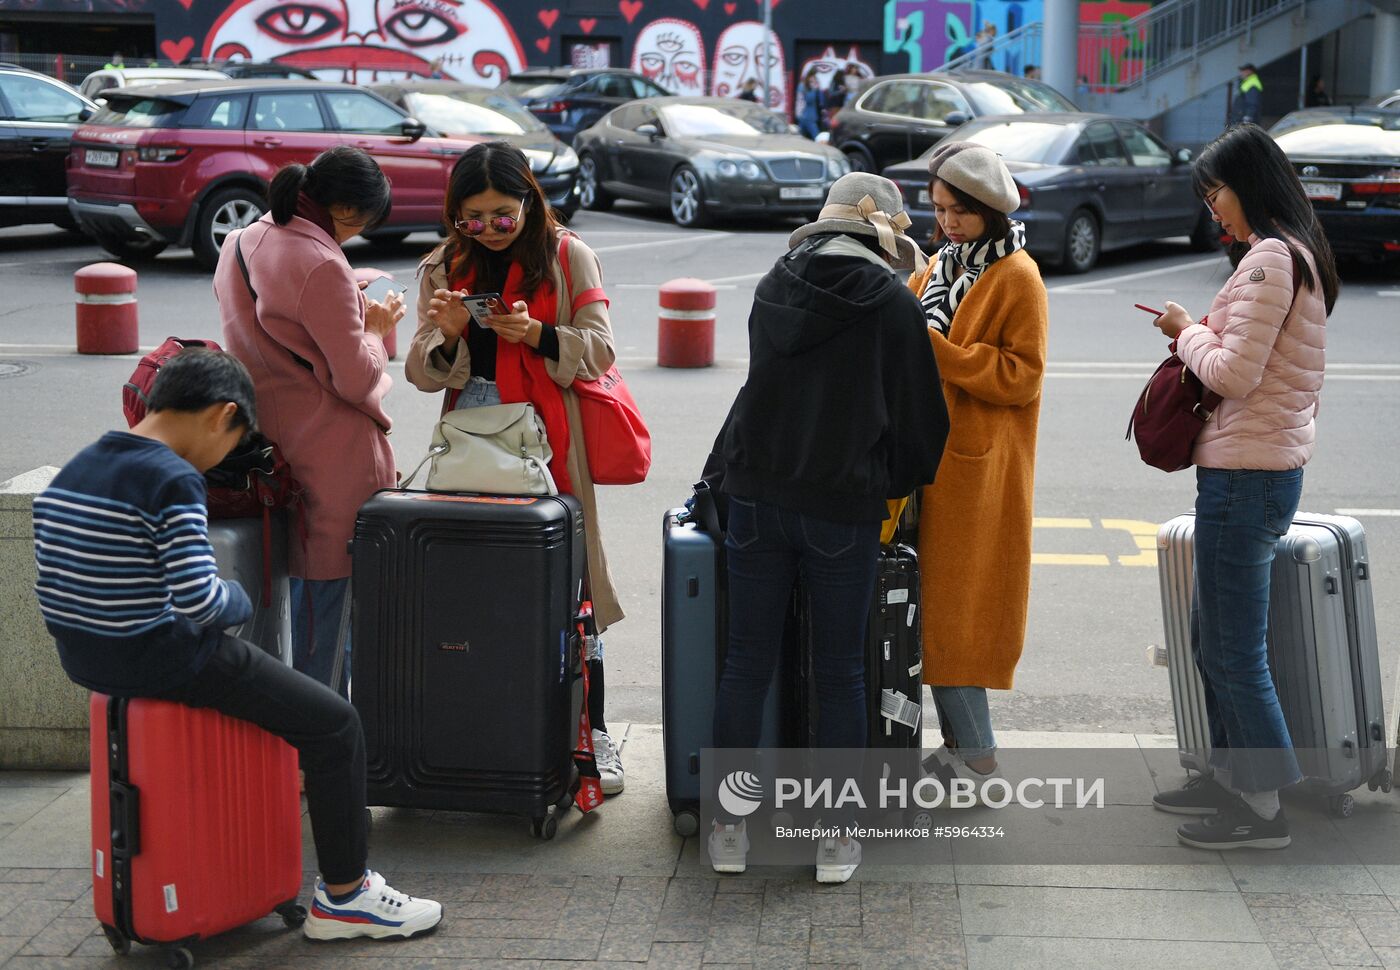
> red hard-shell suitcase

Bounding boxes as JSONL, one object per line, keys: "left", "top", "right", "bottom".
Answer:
{"left": 90, "top": 694, "right": 305, "bottom": 967}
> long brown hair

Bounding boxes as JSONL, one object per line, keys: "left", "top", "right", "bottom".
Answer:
{"left": 926, "top": 177, "right": 1011, "bottom": 247}
{"left": 441, "top": 141, "right": 561, "bottom": 295}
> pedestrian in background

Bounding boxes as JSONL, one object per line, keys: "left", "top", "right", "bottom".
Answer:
{"left": 707, "top": 172, "right": 947, "bottom": 883}
{"left": 105, "top": 52, "right": 124, "bottom": 69}
{"left": 1305, "top": 75, "right": 1332, "bottom": 108}
{"left": 1024, "top": 64, "right": 1041, "bottom": 80}
{"left": 796, "top": 67, "right": 827, "bottom": 139}
{"left": 1230, "top": 64, "right": 1263, "bottom": 125}
{"left": 215, "top": 146, "right": 403, "bottom": 696}
{"left": 1149, "top": 123, "right": 1337, "bottom": 851}
{"left": 406, "top": 141, "right": 627, "bottom": 796}
{"left": 737, "top": 78, "right": 760, "bottom": 103}
{"left": 907, "top": 143, "right": 1047, "bottom": 791}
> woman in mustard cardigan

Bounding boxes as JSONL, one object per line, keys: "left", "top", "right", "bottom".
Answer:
{"left": 907, "top": 143, "right": 1048, "bottom": 780}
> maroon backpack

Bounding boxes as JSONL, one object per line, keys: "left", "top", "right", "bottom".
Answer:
{"left": 122, "top": 337, "right": 224, "bottom": 427}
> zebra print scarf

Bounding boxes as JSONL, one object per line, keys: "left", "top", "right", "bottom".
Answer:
{"left": 920, "top": 221, "right": 1027, "bottom": 335}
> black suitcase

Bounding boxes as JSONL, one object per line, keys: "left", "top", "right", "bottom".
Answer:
{"left": 351, "top": 490, "right": 585, "bottom": 839}
{"left": 796, "top": 543, "right": 923, "bottom": 750}
{"left": 208, "top": 515, "right": 292, "bottom": 664}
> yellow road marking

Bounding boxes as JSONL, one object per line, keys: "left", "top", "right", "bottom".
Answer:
{"left": 1030, "top": 518, "right": 1161, "bottom": 567}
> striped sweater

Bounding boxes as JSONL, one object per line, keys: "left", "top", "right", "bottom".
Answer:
{"left": 33, "top": 432, "right": 251, "bottom": 694}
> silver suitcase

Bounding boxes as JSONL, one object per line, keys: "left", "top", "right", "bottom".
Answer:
{"left": 1157, "top": 512, "right": 1390, "bottom": 817}
{"left": 208, "top": 514, "right": 293, "bottom": 665}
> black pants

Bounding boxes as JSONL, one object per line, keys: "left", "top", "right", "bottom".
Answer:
{"left": 156, "top": 634, "right": 368, "bottom": 885}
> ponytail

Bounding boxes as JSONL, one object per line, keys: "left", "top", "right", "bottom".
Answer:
{"left": 268, "top": 163, "right": 309, "bottom": 225}
{"left": 266, "top": 147, "right": 391, "bottom": 230}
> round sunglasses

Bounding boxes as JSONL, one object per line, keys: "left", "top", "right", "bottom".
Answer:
{"left": 454, "top": 198, "right": 526, "bottom": 237}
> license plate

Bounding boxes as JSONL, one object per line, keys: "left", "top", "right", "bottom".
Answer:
{"left": 84, "top": 149, "right": 119, "bottom": 168}
{"left": 917, "top": 189, "right": 931, "bottom": 207}
{"left": 1304, "top": 181, "right": 1341, "bottom": 201}
{"left": 779, "top": 186, "right": 823, "bottom": 200}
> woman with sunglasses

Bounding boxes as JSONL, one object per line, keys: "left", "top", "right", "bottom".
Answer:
{"left": 1148, "top": 124, "right": 1338, "bottom": 850}
{"left": 215, "top": 145, "right": 405, "bottom": 695}
{"left": 405, "top": 141, "right": 627, "bottom": 795}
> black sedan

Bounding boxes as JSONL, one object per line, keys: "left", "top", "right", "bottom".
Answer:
{"left": 1270, "top": 107, "right": 1400, "bottom": 262}
{"left": 370, "top": 80, "right": 580, "bottom": 219}
{"left": 830, "top": 70, "right": 1078, "bottom": 176}
{"left": 501, "top": 68, "right": 672, "bottom": 144}
{"left": 881, "top": 113, "right": 1218, "bottom": 273}
{"left": 574, "top": 97, "right": 849, "bottom": 228}
{"left": 0, "top": 65, "right": 98, "bottom": 230}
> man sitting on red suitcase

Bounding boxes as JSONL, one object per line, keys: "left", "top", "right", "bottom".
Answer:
{"left": 32, "top": 350, "right": 442, "bottom": 942}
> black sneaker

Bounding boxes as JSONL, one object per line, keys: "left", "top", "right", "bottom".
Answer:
{"left": 1152, "top": 775, "right": 1236, "bottom": 816}
{"left": 1177, "top": 802, "right": 1290, "bottom": 850}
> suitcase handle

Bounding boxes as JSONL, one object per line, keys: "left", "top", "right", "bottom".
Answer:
{"left": 109, "top": 781, "right": 141, "bottom": 857}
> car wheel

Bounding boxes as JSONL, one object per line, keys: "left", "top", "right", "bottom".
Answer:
{"left": 1062, "top": 209, "right": 1100, "bottom": 274}
{"left": 195, "top": 186, "right": 266, "bottom": 269}
{"left": 91, "top": 230, "right": 168, "bottom": 262}
{"left": 842, "top": 145, "right": 876, "bottom": 173}
{"left": 578, "top": 153, "right": 613, "bottom": 211}
{"left": 1188, "top": 207, "right": 1221, "bottom": 252}
{"left": 365, "top": 232, "right": 410, "bottom": 248}
{"left": 670, "top": 166, "right": 710, "bottom": 228}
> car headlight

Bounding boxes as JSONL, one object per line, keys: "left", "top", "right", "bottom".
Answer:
{"left": 547, "top": 146, "right": 579, "bottom": 174}
{"left": 739, "top": 161, "right": 762, "bottom": 179}
{"left": 717, "top": 160, "right": 739, "bottom": 177}
{"left": 828, "top": 156, "right": 850, "bottom": 179}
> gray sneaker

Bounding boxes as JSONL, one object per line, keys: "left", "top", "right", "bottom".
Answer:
{"left": 709, "top": 822, "right": 749, "bottom": 874}
{"left": 816, "top": 838, "right": 861, "bottom": 884}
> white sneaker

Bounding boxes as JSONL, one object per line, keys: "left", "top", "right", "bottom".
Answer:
{"left": 593, "top": 729, "right": 624, "bottom": 795}
{"left": 939, "top": 754, "right": 1007, "bottom": 810}
{"left": 708, "top": 822, "right": 749, "bottom": 874}
{"left": 816, "top": 838, "right": 861, "bottom": 884}
{"left": 304, "top": 870, "right": 443, "bottom": 941}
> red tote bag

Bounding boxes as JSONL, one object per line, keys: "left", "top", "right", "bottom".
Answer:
{"left": 572, "top": 365, "right": 652, "bottom": 485}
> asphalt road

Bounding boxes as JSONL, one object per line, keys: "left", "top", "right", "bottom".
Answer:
{"left": 2, "top": 204, "right": 1397, "bottom": 736}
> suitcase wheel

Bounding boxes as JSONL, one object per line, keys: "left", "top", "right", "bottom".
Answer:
{"left": 163, "top": 946, "right": 194, "bottom": 970}
{"left": 275, "top": 902, "right": 308, "bottom": 928}
{"left": 1329, "top": 793, "right": 1355, "bottom": 819}
{"left": 101, "top": 925, "right": 130, "bottom": 956}
{"left": 673, "top": 809, "right": 700, "bottom": 838}
{"left": 531, "top": 815, "right": 559, "bottom": 840}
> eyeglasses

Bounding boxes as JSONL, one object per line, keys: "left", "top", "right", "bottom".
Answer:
{"left": 454, "top": 199, "right": 526, "bottom": 237}
{"left": 1202, "top": 185, "right": 1226, "bottom": 213}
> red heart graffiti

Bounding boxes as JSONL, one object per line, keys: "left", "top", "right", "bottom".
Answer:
{"left": 176, "top": 0, "right": 194, "bottom": 10}
{"left": 535, "top": 37, "right": 551, "bottom": 53}
{"left": 723, "top": 1, "right": 736, "bottom": 11}
{"left": 537, "top": 8, "right": 559, "bottom": 30}
{"left": 160, "top": 37, "right": 195, "bottom": 63}
{"left": 580, "top": 18, "right": 597, "bottom": 33}
{"left": 619, "top": 0, "right": 643, "bottom": 24}
{"left": 692, "top": 0, "right": 709, "bottom": 8}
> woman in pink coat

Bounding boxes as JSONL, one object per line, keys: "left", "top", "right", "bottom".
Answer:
{"left": 1147, "top": 125, "right": 1339, "bottom": 851}
{"left": 215, "top": 147, "right": 405, "bottom": 693}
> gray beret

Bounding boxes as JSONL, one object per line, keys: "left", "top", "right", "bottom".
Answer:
{"left": 928, "top": 143, "right": 1019, "bottom": 214}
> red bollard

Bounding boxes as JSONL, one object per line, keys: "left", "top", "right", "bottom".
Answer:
{"left": 353, "top": 267, "right": 399, "bottom": 360}
{"left": 658, "top": 278, "right": 716, "bottom": 368}
{"left": 74, "top": 263, "right": 139, "bottom": 355}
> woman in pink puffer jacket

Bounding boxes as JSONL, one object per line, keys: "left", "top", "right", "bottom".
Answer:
{"left": 1148, "top": 125, "right": 1340, "bottom": 852}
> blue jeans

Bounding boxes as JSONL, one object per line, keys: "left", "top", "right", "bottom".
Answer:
{"left": 453, "top": 375, "right": 501, "bottom": 409}
{"left": 290, "top": 577, "right": 351, "bottom": 698}
{"left": 931, "top": 686, "right": 996, "bottom": 761}
{"left": 713, "top": 496, "right": 881, "bottom": 750}
{"left": 1192, "top": 466, "right": 1304, "bottom": 793}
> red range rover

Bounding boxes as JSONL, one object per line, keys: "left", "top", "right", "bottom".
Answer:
{"left": 68, "top": 79, "right": 486, "bottom": 268}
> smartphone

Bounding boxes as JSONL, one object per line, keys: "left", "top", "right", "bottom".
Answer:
{"left": 362, "top": 275, "right": 408, "bottom": 304}
{"left": 1134, "top": 303, "right": 1164, "bottom": 316}
{"left": 460, "top": 292, "right": 509, "bottom": 327}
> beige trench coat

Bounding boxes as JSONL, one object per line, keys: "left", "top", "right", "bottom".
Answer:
{"left": 404, "top": 234, "right": 625, "bottom": 632}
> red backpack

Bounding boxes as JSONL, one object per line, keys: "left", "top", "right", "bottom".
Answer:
{"left": 122, "top": 337, "right": 224, "bottom": 427}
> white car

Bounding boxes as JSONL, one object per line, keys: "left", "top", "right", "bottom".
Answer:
{"left": 79, "top": 67, "right": 228, "bottom": 102}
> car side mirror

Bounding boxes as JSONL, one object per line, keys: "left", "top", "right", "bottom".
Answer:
{"left": 944, "top": 111, "right": 969, "bottom": 127}
{"left": 78, "top": 107, "right": 94, "bottom": 121}
{"left": 1174, "top": 147, "right": 1192, "bottom": 165}
{"left": 637, "top": 123, "right": 661, "bottom": 141}
{"left": 400, "top": 118, "right": 427, "bottom": 142}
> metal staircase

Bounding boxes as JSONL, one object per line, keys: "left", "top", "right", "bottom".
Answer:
{"left": 939, "top": 0, "right": 1372, "bottom": 120}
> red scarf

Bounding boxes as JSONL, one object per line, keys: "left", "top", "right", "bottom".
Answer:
{"left": 450, "top": 259, "right": 572, "bottom": 494}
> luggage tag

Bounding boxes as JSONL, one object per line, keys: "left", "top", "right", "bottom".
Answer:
{"left": 573, "top": 600, "right": 605, "bottom": 813}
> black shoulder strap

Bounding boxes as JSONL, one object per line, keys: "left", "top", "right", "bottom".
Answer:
{"left": 233, "top": 230, "right": 314, "bottom": 374}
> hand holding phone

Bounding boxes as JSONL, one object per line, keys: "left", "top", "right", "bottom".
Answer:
{"left": 459, "top": 292, "right": 509, "bottom": 328}
{"left": 1134, "top": 303, "right": 1163, "bottom": 316}
{"left": 362, "top": 274, "right": 408, "bottom": 305}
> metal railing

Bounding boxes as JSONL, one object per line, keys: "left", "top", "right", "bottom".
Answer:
{"left": 0, "top": 52, "right": 188, "bottom": 85}
{"left": 1078, "top": 0, "right": 1305, "bottom": 93}
{"left": 940, "top": 22, "right": 1043, "bottom": 77}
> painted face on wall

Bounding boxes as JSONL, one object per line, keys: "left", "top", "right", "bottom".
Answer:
{"left": 631, "top": 18, "right": 705, "bottom": 98}
{"left": 798, "top": 45, "right": 873, "bottom": 92}
{"left": 203, "top": 0, "right": 526, "bottom": 85}
{"left": 711, "top": 21, "right": 786, "bottom": 113}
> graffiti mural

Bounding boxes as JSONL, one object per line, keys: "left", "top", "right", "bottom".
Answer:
{"left": 796, "top": 45, "right": 874, "bottom": 94}
{"left": 880, "top": 0, "right": 1046, "bottom": 74}
{"left": 202, "top": 0, "right": 526, "bottom": 84}
{"left": 1079, "top": 0, "right": 1151, "bottom": 88}
{"left": 631, "top": 18, "right": 706, "bottom": 98}
{"left": 711, "top": 20, "right": 786, "bottom": 112}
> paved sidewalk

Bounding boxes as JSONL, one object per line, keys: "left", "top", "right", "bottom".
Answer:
{"left": 4, "top": 726, "right": 1400, "bottom": 969}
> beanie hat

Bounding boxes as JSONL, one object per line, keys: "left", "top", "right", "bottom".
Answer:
{"left": 927, "top": 142, "right": 1020, "bottom": 214}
